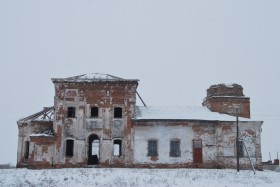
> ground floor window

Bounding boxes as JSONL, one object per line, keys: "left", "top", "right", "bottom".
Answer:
{"left": 147, "top": 140, "right": 158, "bottom": 156}
{"left": 113, "top": 140, "right": 122, "bottom": 156}
{"left": 237, "top": 140, "right": 244, "bottom": 157}
{"left": 170, "top": 139, "right": 181, "bottom": 157}
{"left": 65, "top": 139, "right": 74, "bottom": 157}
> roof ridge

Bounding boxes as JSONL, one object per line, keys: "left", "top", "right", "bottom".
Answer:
{"left": 51, "top": 73, "right": 139, "bottom": 82}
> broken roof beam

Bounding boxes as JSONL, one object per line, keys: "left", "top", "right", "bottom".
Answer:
{"left": 18, "top": 107, "right": 54, "bottom": 122}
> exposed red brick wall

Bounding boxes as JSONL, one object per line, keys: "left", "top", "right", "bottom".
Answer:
{"left": 203, "top": 84, "right": 251, "bottom": 118}
{"left": 56, "top": 126, "right": 62, "bottom": 150}
{"left": 30, "top": 136, "right": 56, "bottom": 144}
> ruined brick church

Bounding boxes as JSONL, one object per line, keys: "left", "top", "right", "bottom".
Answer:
{"left": 17, "top": 73, "right": 263, "bottom": 169}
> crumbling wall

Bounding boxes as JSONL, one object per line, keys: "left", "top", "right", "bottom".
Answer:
{"left": 192, "top": 122, "right": 217, "bottom": 166}
{"left": 203, "top": 84, "right": 251, "bottom": 118}
{"left": 132, "top": 120, "right": 262, "bottom": 169}
{"left": 203, "top": 97, "right": 250, "bottom": 118}
{"left": 52, "top": 81, "right": 138, "bottom": 167}
{"left": 206, "top": 84, "right": 244, "bottom": 97}
{"left": 215, "top": 121, "right": 263, "bottom": 170}
{"left": 28, "top": 136, "right": 56, "bottom": 168}
{"left": 16, "top": 121, "right": 54, "bottom": 168}
{"left": 17, "top": 122, "right": 29, "bottom": 167}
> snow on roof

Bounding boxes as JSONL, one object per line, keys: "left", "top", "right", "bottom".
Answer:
{"left": 68, "top": 73, "right": 119, "bottom": 80}
{"left": 51, "top": 73, "right": 139, "bottom": 83}
{"left": 224, "top": 83, "right": 235, "bottom": 88}
{"left": 30, "top": 130, "right": 54, "bottom": 137}
{"left": 209, "top": 83, "right": 241, "bottom": 89}
{"left": 134, "top": 106, "right": 254, "bottom": 121}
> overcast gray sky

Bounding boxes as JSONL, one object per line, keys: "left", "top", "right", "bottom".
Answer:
{"left": 1, "top": 0, "right": 280, "bottom": 165}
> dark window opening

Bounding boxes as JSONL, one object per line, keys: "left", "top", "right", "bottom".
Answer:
{"left": 91, "top": 107, "right": 98, "bottom": 118}
{"left": 114, "top": 107, "right": 122, "bottom": 118}
{"left": 113, "top": 140, "right": 122, "bottom": 156}
{"left": 67, "top": 107, "right": 76, "bottom": 118}
{"left": 24, "top": 141, "right": 29, "bottom": 160}
{"left": 148, "top": 140, "right": 158, "bottom": 156}
{"left": 237, "top": 141, "right": 244, "bottom": 157}
{"left": 66, "top": 139, "right": 74, "bottom": 157}
{"left": 170, "top": 140, "right": 181, "bottom": 157}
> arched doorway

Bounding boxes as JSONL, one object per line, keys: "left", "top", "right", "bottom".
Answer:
{"left": 88, "top": 134, "right": 100, "bottom": 165}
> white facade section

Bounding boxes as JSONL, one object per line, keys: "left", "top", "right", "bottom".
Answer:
{"left": 133, "top": 125, "right": 194, "bottom": 164}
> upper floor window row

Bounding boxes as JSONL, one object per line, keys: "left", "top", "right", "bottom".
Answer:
{"left": 67, "top": 106, "right": 123, "bottom": 118}
{"left": 91, "top": 107, "right": 122, "bottom": 118}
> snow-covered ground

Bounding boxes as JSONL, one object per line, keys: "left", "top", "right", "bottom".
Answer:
{"left": 0, "top": 168, "right": 279, "bottom": 187}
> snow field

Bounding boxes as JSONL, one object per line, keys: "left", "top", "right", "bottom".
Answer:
{"left": 0, "top": 168, "right": 279, "bottom": 187}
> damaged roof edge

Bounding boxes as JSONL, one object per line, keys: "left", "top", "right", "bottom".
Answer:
{"left": 17, "top": 106, "right": 54, "bottom": 123}
{"left": 51, "top": 79, "right": 139, "bottom": 83}
{"left": 51, "top": 73, "right": 139, "bottom": 83}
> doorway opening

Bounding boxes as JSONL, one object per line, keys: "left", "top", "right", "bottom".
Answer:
{"left": 88, "top": 134, "right": 100, "bottom": 165}
{"left": 193, "top": 140, "right": 203, "bottom": 164}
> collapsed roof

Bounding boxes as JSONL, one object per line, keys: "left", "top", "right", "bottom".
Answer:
{"left": 18, "top": 107, "right": 54, "bottom": 123}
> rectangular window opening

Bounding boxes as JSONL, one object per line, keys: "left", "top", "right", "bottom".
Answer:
{"left": 237, "top": 141, "right": 244, "bottom": 157}
{"left": 66, "top": 139, "right": 74, "bottom": 157}
{"left": 24, "top": 141, "right": 29, "bottom": 160}
{"left": 91, "top": 107, "right": 98, "bottom": 118}
{"left": 113, "top": 140, "right": 122, "bottom": 156}
{"left": 67, "top": 107, "right": 76, "bottom": 118}
{"left": 114, "top": 107, "right": 122, "bottom": 118}
{"left": 170, "top": 140, "right": 181, "bottom": 157}
{"left": 148, "top": 140, "right": 158, "bottom": 156}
